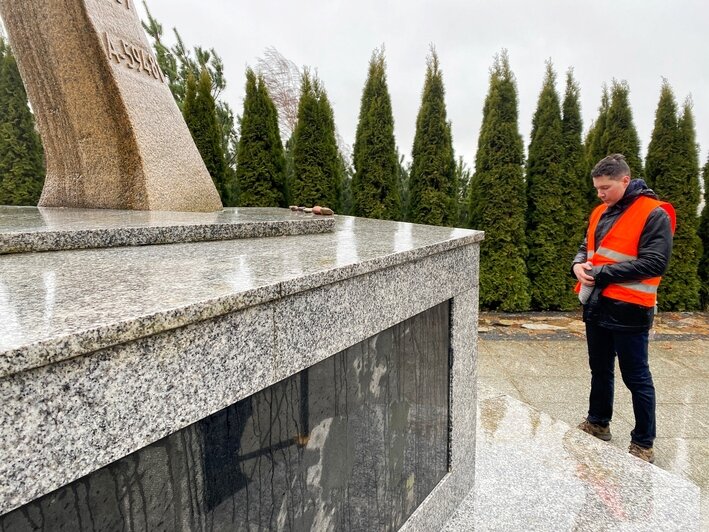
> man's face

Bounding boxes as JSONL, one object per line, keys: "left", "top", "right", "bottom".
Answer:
{"left": 593, "top": 174, "right": 630, "bottom": 207}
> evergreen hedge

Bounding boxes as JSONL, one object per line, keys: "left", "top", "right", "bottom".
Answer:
{"left": 0, "top": 41, "right": 45, "bottom": 206}
{"left": 526, "top": 63, "right": 578, "bottom": 310}
{"left": 647, "top": 85, "right": 702, "bottom": 310}
{"left": 468, "top": 51, "right": 530, "bottom": 311}
{"left": 183, "top": 69, "right": 228, "bottom": 204}
{"left": 235, "top": 68, "right": 286, "bottom": 207}
{"left": 408, "top": 50, "right": 456, "bottom": 227}
{"left": 352, "top": 48, "right": 400, "bottom": 220}
{"left": 290, "top": 72, "right": 340, "bottom": 209}
{"left": 699, "top": 156, "right": 709, "bottom": 309}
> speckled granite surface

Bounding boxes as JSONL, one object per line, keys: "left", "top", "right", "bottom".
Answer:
{"left": 0, "top": 206, "right": 334, "bottom": 254}
{"left": 0, "top": 213, "right": 483, "bottom": 519}
{"left": 0, "top": 215, "right": 481, "bottom": 378}
{"left": 443, "top": 384, "right": 701, "bottom": 532}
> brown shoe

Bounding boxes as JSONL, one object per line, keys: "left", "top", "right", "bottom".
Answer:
{"left": 628, "top": 442, "right": 655, "bottom": 463}
{"left": 577, "top": 419, "right": 612, "bottom": 441}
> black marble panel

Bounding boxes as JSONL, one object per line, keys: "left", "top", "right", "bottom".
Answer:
{"left": 1, "top": 302, "right": 450, "bottom": 531}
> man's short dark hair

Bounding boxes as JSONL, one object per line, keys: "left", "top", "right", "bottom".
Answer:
{"left": 591, "top": 154, "right": 631, "bottom": 180}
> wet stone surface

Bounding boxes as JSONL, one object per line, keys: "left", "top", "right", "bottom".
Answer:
{"left": 474, "top": 317, "right": 709, "bottom": 530}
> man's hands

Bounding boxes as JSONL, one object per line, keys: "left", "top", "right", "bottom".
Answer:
{"left": 573, "top": 261, "right": 595, "bottom": 287}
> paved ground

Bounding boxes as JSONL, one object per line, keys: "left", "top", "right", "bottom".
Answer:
{"left": 477, "top": 311, "right": 709, "bottom": 529}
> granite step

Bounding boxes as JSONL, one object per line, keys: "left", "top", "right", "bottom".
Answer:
{"left": 444, "top": 385, "right": 700, "bottom": 531}
{"left": 0, "top": 206, "right": 334, "bottom": 254}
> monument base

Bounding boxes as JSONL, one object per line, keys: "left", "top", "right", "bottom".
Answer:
{"left": 0, "top": 210, "right": 483, "bottom": 530}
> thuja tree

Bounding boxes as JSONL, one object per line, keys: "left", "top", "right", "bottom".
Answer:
{"left": 0, "top": 40, "right": 45, "bottom": 205}
{"left": 645, "top": 81, "right": 680, "bottom": 190}
{"left": 526, "top": 62, "right": 577, "bottom": 310}
{"left": 290, "top": 71, "right": 340, "bottom": 209}
{"left": 183, "top": 69, "right": 228, "bottom": 201}
{"left": 468, "top": 51, "right": 530, "bottom": 311}
{"left": 235, "top": 68, "right": 286, "bottom": 207}
{"left": 561, "top": 69, "right": 589, "bottom": 224}
{"left": 699, "top": 156, "right": 709, "bottom": 309}
{"left": 647, "top": 89, "right": 701, "bottom": 310}
{"left": 602, "top": 80, "right": 643, "bottom": 179}
{"left": 351, "top": 48, "right": 400, "bottom": 220}
{"left": 583, "top": 85, "right": 610, "bottom": 207}
{"left": 408, "top": 50, "right": 456, "bottom": 226}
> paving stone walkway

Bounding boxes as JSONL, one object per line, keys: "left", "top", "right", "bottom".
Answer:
{"left": 468, "top": 311, "right": 708, "bottom": 530}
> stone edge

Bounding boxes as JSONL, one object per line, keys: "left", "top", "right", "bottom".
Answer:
{"left": 0, "top": 231, "right": 484, "bottom": 378}
{"left": 0, "top": 217, "right": 335, "bottom": 254}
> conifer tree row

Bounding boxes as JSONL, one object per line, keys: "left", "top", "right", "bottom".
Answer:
{"left": 602, "top": 80, "right": 644, "bottom": 179}
{"left": 351, "top": 48, "right": 400, "bottom": 220}
{"left": 183, "top": 69, "right": 229, "bottom": 202}
{"left": 583, "top": 85, "right": 610, "bottom": 208}
{"left": 526, "top": 62, "right": 577, "bottom": 309}
{"left": 468, "top": 51, "right": 530, "bottom": 311}
{"left": 699, "top": 156, "right": 709, "bottom": 309}
{"left": 235, "top": 68, "right": 286, "bottom": 207}
{"left": 0, "top": 38, "right": 45, "bottom": 205}
{"left": 408, "top": 49, "right": 456, "bottom": 227}
{"left": 646, "top": 83, "right": 702, "bottom": 309}
{"left": 560, "top": 70, "right": 588, "bottom": 267}
{"left": 290, "top": 71, "right": 340, "bottom": 209}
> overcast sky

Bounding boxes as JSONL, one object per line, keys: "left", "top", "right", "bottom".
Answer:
{"left": 142, "top": 0, "right": 708, "bottom": 172}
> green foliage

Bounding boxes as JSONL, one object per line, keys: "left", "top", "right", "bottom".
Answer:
{"left": 290, "top": 71, "right": 340, "bottom": 209}
{"left": 454, "top": 156, "right": 472, "bottom": 228}
{"left": 560, "top": 69, "right": 588, "bottom": 303}
{"left": 397, "top": 151, "right": 411, "bottom": 221}
{"left": 526, "top": 62, "right": 578, "bottom": 310}
{"left": 235, "top": 68, "right": 286, "bottom": 207}
{"left": 409, "top": 50, "right": 456, "bottom": 226}
{"left": 0, "top": 41, "right": 45, "bottom": 205}
{"left": 602, "top": 80, "right": 644, "bottom": 179}
{"left": 645, "top": 81, "right": 679, "bottom": 190}
{"left": 337, "top": 152, "right": 355, "bottom": 215}
{"left": 468, "top": 51, "right": 530, "bottom": 311}
{"left": 142, "top": 2, "right": 237, "bottom": 200}
{"left": 699, "top": 156, "right": 709, "bottom": 309}
{"left": 183, "top": 69, "right": 228, "bottom": 202}
{"left": 584, "top": 85, "right": 609, "bottom": 207}
{"left": 352, "top": 48, "right": 400, "bottom": 220}
{"left": 647, "top": 87, "right": 702, "bottom": 310}
{"left": 562, "top": 69, "right": 589, "bottom": 212}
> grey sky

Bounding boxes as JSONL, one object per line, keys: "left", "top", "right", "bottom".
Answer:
{"left": 144, "top": 1, "right": 705, "bottom": 171}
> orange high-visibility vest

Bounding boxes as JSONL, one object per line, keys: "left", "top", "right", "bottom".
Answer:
{"left": 575, "top": 195, "right": 676, "bottom": 307}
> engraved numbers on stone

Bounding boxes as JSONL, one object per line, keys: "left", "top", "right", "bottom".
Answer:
{"left": 104, "top": 33, "right": 164, "bottom": 82}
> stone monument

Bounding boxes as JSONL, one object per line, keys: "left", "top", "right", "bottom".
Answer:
{"left": 0, "top": 2, "right": 484, "bottom": 530}
{"left": 0, "top": 0, "right": 222, "bottom": 212}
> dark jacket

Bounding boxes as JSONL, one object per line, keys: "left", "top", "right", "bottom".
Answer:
{"left": 572, "top": 179, "right": 673, "bottom": 332}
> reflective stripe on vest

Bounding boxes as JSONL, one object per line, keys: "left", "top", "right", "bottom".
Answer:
{"left": 576, "top": 195, "right": 676, "bottom": 308}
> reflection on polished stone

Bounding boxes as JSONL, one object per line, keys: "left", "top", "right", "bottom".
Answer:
{"left": 444, "top": 384, "right": 700, "bottom": 531}
{"left": 0, "top": 302, "right": 450, "bottom": 531}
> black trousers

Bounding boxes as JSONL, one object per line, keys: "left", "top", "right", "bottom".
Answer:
{"left": 585, "top": 322, "right": 656, "bottom": 448}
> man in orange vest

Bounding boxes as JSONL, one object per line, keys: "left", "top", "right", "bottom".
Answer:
{"left": 573, "top": 154, "right": 675, "bottom": 464}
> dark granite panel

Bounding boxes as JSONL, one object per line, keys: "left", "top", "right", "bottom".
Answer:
{"left": 0, "top": 303, "right": 450, "bottom": 532}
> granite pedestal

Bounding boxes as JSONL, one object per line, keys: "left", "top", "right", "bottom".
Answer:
{"left": 0, "top": 208, "right": 483, "bottom": 531}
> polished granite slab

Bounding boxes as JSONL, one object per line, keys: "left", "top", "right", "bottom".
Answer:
{"left": 0, "top": 206, "right": 334, "bottom": 254}
{"left": 0, "top": 215, "right": 481, "bottom": 378}
{"left": 444, "top": 384, "right": 701, "bottom": 531}
{"left": 1, "top": 303, "right": 450, "bottom": 531}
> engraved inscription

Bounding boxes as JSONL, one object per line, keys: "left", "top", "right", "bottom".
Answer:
{"left": 109, "top": 0, "right": 131, "bottom": 9}
{"left": 104, "top": 33, "right": 164, "bottom": 82}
